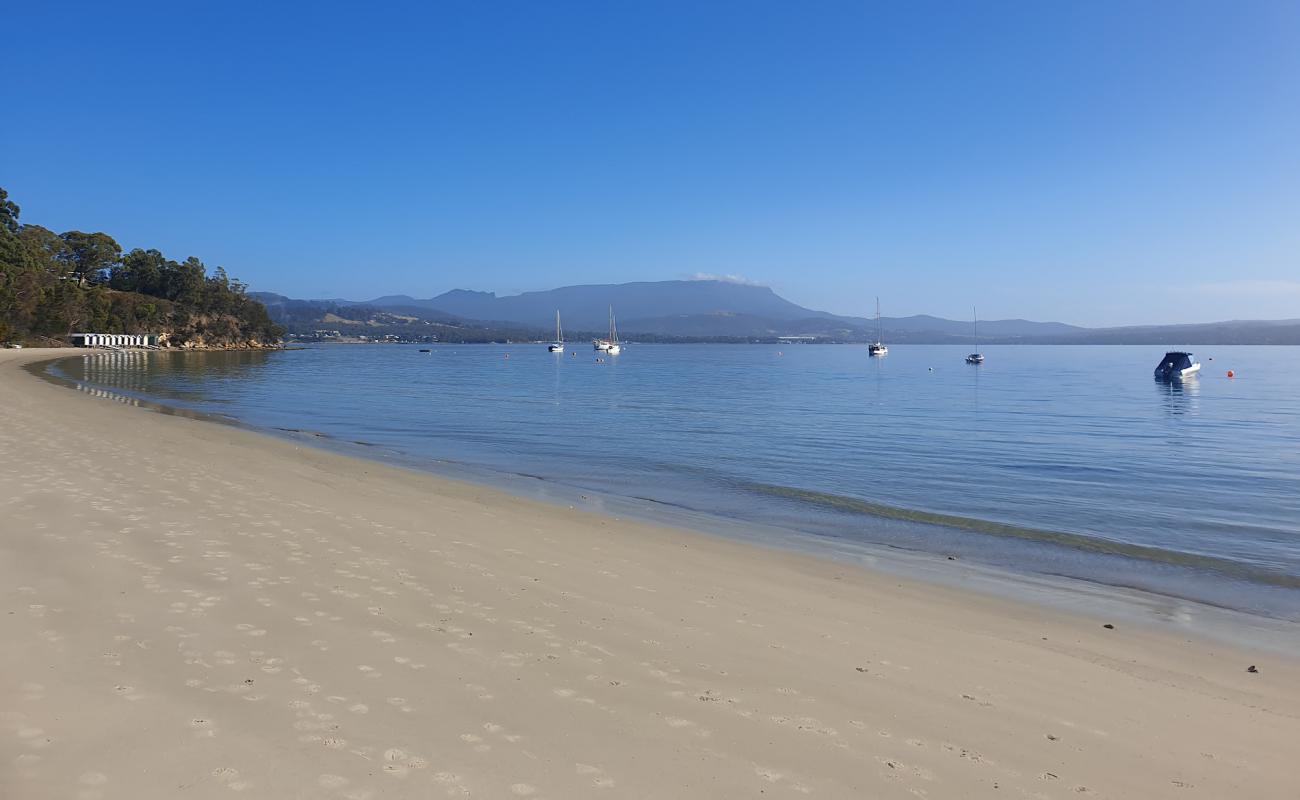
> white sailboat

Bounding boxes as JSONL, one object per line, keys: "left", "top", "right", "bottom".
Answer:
{"left": 868, "top": 297, "right": 888, "bottom": 356}
{"left": 965, "top": 306, "right": 984, "bottom": 364}
{"left": 547, "top": 310, "right": 565, "bottom": 352}
{"left": 593, "top": 306, "right": 621, "bottom": 354}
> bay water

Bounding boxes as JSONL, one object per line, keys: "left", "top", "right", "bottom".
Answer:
{"left": 52, "top": 343, "right": 1300, "bottom": 619}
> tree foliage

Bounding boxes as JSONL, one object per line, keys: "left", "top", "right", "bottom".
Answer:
{"left": 0, "top": 186, "right": 282, "bottom": 346}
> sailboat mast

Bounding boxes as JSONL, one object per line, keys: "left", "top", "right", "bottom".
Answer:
{"left": 973, "top": 306, "right": 978, "bottom": 348}
{"left": 876, "top": 296, "right": 882, "bottom": 341}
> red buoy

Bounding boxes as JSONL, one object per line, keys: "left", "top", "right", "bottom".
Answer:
{"left": 1227, "top": 370, "right": 1235, "bottom": 378}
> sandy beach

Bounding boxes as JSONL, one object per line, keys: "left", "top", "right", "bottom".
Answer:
{"left": 2, "top": 349, "right": 1298, "bottom": 799}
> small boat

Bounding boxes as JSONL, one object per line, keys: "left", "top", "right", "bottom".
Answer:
{"left": 965, "top": 306, "right": 984, "bottom": 364}
{"left": 593, "top": 306, "right": 621, "bottom": 354}
{"left": 868, "top": 297, "right": 888, "bottom": 356}
{"left": 1154, "top": 351, "right": 1201, "bottom": 380}
{"left": 419, "top": 349, "right": 431, "bottom": 353}
{"left": 548, "top": 310, "right": 565, "bottom": 352}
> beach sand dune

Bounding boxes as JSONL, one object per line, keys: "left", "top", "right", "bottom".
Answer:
{"left": 2, "top": 349, "right": 1298, "bottom": 799}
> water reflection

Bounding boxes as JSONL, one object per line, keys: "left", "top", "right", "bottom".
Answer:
{"left": 1154, "top": 375, "right": 1200, "bottom": 415}
{"left": 60, "top": 350, "right": 277, "bottom": 403}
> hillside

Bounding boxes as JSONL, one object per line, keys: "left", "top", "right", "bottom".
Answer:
{"left": 348, "top": 281, "right": 1085, "bottom": 339}
{"left": 261, "top": 280, "right": 1300, "bottom": 344}
{"left": 0, "top": 187, "right": 282, "bottom": 348}
{"left": 250, "top": 293, "right": 550, "bottom": 343}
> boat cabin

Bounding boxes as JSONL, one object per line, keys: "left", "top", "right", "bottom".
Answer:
{"left": 1154, "top": 351, "right": 1199, "bottom": 380}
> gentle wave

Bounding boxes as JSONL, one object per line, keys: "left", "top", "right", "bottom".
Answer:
{"left": 746, "top": 482, "right": 1300, "bottom": 589}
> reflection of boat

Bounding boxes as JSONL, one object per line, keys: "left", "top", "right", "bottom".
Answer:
{"left": 1154, "top": 351, "right": 1201, "bottom": 380}
{"left": 965, "top": 307, "right": 984, "bottom": 364}
{"left": 547, "top": 310, "right": 565, "bottom": 352}
{"left": 868, "top": 297, "right": 888, "bottom": 356}
{"left": 593, "top": 306, "right": 621, "bottom": 355}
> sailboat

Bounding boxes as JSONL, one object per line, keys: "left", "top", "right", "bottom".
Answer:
{"left": 965, "top": 306, "right": 984, "bottom": 364}
{"left": 547, "top": 310, "right": 565, "bottom": 352}
{"left": 868, "top": 297, "right": 888, "bottom": 356}
{"left": 593, "top": 306, "right": 622, "bottom": 354}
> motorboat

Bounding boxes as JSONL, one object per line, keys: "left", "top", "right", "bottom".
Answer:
{"left": 1154, "top": 351, "right": 1201, "bottom": 380}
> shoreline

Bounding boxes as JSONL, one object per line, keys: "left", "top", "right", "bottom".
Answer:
{"left": 4, "top": 347, "right": 1299, "bottom": 798}
{"left": 39, "top": 348, "right": 1300, "bottom": 636}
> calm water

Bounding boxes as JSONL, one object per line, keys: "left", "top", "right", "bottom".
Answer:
{"left": 54, "top": 344, "right": 1300, "bottom": 618}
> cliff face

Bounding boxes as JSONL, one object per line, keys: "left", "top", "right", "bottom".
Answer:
{"left": 162, "top": 311, "right": 283, "bottom": 349}
{"left": 161, "top": 333, "right": 280, "bottom": 350}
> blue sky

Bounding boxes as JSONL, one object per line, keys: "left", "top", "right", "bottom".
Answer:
{"left": 5, "top": 1, "right": 1298, "bottom": 325}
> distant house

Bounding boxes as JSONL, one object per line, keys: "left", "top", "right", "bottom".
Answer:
{"left": 70, "top": 333, "right": 160, "bottom": 348}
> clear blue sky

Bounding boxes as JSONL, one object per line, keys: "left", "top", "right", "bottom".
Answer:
{"left": 5, "top": 1, "right": 1298, "bottom": 325}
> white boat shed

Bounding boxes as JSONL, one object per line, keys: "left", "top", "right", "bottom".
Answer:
{"left": 70, "top": 333, "right": 160, "bottom": 348}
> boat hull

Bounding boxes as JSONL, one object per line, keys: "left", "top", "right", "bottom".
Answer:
{"left": 1155, "top": 364, "right": 1200, "bottom": 380}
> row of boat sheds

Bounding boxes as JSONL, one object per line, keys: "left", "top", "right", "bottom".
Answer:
{"left": 69, "top": 333, "right": 162, "bottom": 349}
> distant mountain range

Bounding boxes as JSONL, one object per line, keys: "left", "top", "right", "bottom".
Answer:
{"left": 251, "top": 280, "right": 1300, "bottom": 344}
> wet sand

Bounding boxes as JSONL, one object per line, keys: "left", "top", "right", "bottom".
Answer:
{"left": 3, "top": 348, "right": 1298, "bottom": 799}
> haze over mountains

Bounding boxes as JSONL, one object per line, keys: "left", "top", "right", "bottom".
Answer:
{"left": 253, "top": 280, "right": 1300, "bottom": 344}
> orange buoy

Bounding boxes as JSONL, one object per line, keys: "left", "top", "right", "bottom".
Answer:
{"left": 1227, "top": 370, "right": 1235, "bottom": 378}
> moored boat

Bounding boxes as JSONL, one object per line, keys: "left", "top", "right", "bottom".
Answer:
{"left": 965, "top": 306, "right": 984, "bottom": 364}
{"left": 548, "top": 310, "right": 565, "bottom": 352}
{"left": 1154, "top": 351, "right": 1201, "bottom": 380}
{"left": 593, "top": 306, "right": 621, "bottom": 354}
{"left": 868, "top": 297, "right": 888, "bottom": 356}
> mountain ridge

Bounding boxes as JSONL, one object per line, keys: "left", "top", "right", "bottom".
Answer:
{"left": 250, "top": 281, "right": 1300, "bottom": 344}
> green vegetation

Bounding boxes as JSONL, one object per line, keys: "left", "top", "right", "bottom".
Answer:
{"left": 0, "top": 187, "right": 282, "bottom": 346}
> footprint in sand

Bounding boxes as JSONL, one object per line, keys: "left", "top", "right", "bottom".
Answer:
{"left": 576, "top": 763, "right": 616, "bottom": 789}
{"left": 190, "top": 718, "right": 216, "bottom": 737}
{"left": 211, "top": 767, "right": 251, "bottom": 791}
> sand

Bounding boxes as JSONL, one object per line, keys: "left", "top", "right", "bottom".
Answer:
{"left": 2, "top": 348, "right": 1298, "bottom": 799}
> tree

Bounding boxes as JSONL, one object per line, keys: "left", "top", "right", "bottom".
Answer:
{"left": 110, "top": 248, "right": 168, "bottom": 294}
{"left": 1, "top": 186, "right": 282, "bottom": 345}
{"left": 0, "top": 188, "right": 29, "bottom": 284}
{"left": 57, "top": 231, "right": 122, "bottom": 286}
{"left": 0, "top": 188, "right": 20, "bottom": 235}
